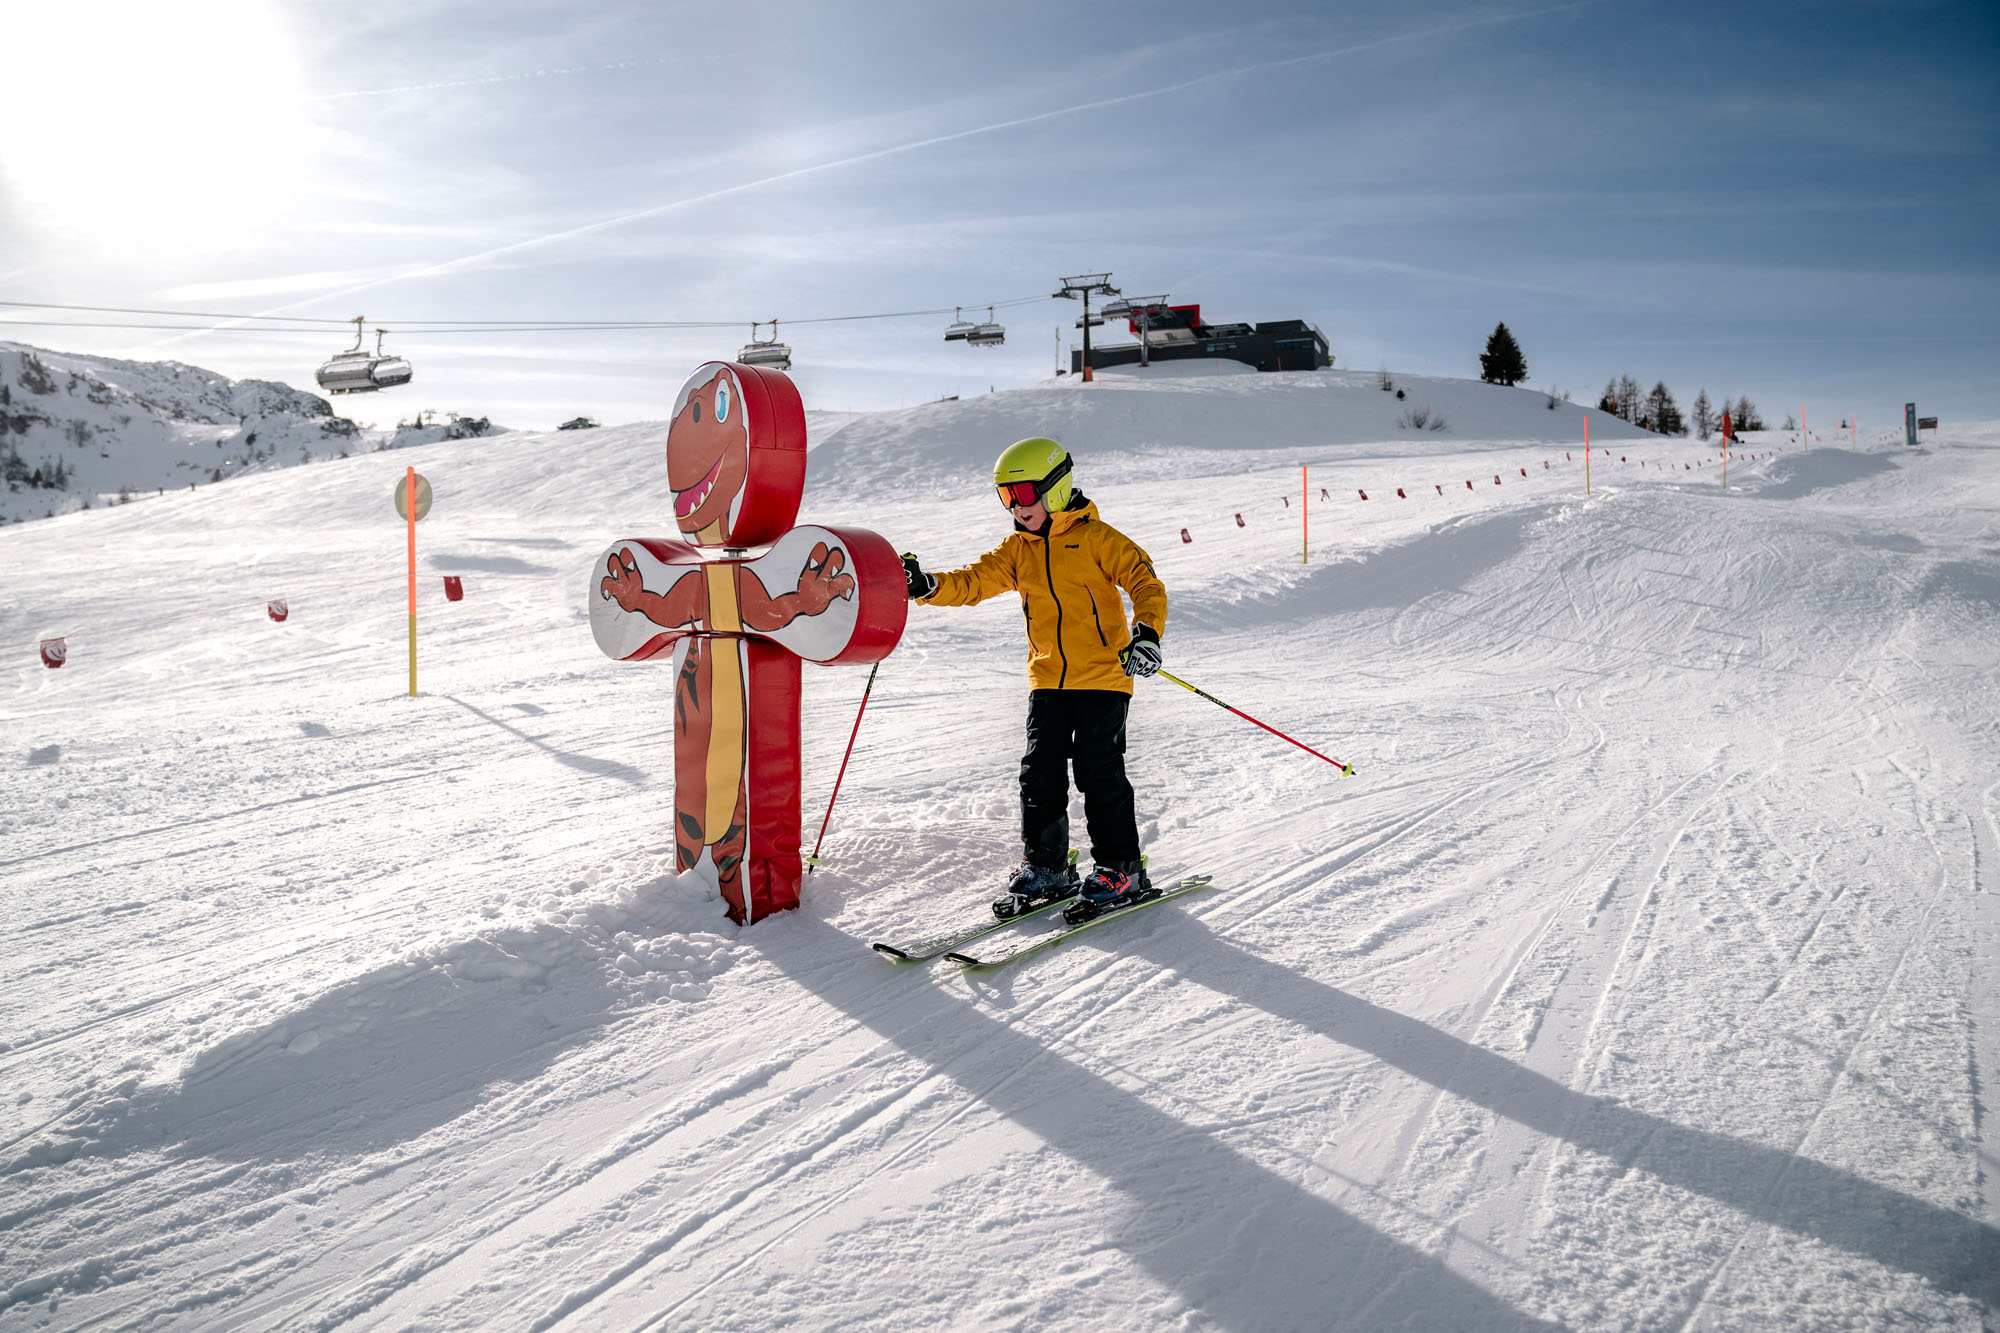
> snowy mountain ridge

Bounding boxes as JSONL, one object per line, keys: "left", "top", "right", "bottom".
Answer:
{"left": 0, "top": 341, "right": 516, "bottom": 526}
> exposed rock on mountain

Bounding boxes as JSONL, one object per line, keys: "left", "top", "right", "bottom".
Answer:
{"left": 0, "top": 342, "right": 504, "bottom": 523}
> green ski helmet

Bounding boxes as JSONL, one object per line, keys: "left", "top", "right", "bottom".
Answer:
{"left": 993, "top": 436, "right": 1073, "bottom": 511}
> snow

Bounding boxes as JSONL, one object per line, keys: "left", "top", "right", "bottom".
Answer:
{"left": 1, "top": 367, "right": 1995, "bottom": 1329}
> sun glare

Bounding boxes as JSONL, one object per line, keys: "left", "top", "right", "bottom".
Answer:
{"left": 0, "top": 0, "right": 310, "bottom": 255}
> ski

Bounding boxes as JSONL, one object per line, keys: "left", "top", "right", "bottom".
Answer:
{"left": 944, "top": 875, "right": 1214, "bottom": 970}
{"left": 872, "top": 851, "right": 1082, "bottom": 962}
{"left": 870, "top": 892, "right": 1076, "bottom": 962}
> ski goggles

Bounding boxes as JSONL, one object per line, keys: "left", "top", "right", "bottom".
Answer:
{"left": 995, "top": 456, "right": 1070, "bottom": 508}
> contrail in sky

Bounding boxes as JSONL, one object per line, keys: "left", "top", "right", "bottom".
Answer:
{"left": 166, "top": 2, "right": 1602, "bottom": 343}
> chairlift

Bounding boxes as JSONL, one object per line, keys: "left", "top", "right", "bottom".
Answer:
{"left": 966, "top": 306, "right": 1005, "bottom": 348}
{"left": 737, "top": 320, "right": 792, "bottom": 371}
{"left": 943, "top": 307, "right": 977, "bottom": 342}
{"left": 315, "top": 317, "right": 413, "bottom": 395}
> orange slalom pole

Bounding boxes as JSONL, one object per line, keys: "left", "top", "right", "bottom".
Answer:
{"left": 406, "top": 466, "right": 417, "bottom": 696}
{"left": 1301, "top": 465, "right": 1308, "bottom": 564}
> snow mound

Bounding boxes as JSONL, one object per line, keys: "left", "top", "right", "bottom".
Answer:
{"left": 384, "top": 414, "right": 509, "bottom": 450}
{"left": 1093, "top": 358, "right": 1260, "bottom": 379}
{"left": 811, "top": 368, "right": 1650, "bottom": 494}
{"left": 1750, "top": 442, "right": 1898, "bottom": 499}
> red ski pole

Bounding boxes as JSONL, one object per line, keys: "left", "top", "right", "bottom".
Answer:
{"left": 806, "top": 660, "right": 881, "bottom": 871}
{"left": 1154, "top": 668, "right": 1355, "bottom": 776}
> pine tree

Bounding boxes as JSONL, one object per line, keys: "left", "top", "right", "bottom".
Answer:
{"left": 1692, "top": 389, "right": 1714, "bottom": 440}
{"left": 1617, "top": 375, "right": 1642, "bottom": 423}
{"left": 1647, "top": 382, "right": 1684, "bottom": 435}
{"left": 1735, "top": 396, "right": 1763, "bottom": 431}
{"left": 1479, "top": 323, "right": 1528, "bottom": 386}
{"left": 1597, "top": 378, "right": 1620, "bottom": 415}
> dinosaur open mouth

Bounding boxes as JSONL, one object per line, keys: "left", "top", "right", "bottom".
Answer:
{"left": 675, "top": 455, "right": 724, "bottom": 520}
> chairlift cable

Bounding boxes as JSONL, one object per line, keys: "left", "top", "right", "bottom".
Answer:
{"left": 6, "top": 318, "right": 1040, "bottom": 335}
{"left": 0, "top": 294, "right": 1050, "bottom": 333}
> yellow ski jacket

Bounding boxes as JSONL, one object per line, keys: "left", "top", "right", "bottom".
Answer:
{"left": 921, "top": 497, "right": 1167, "bottom": 694}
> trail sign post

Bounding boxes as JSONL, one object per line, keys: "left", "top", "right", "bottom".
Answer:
{"left": 1905, "top": 403, "right": 1918, "bottom": 447}
{"left": 394, "top": 468, "right": 432, "bottom": 695}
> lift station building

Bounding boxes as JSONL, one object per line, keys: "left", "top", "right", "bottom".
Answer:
{"left": 1071, "top": 302, "right": 1332, "bottom": 375}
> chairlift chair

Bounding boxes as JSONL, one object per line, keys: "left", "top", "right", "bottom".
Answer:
{"left": 737, "top": 320, "right": 793, "bottom": 371}
{"left": 315, "top": 317, "right": 414, "bottom": 395}
{"left": 367, "top": 330, "right": 412, "bottom": 390}
{"left": 943, "top": 307, "right": 976, "bottom": 342}
{"left": 966, "top": 306, "right": 1005, "bottom": 347}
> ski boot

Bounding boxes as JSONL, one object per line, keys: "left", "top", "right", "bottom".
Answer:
{"left": 992, "top": 849, "right": 1081, "bottom": 920}
{"left": 1063, "top": 856, "right": 1155, "bottom": 925}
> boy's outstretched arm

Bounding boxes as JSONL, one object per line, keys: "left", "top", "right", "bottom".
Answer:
{"left": 910, "top": 541, "right": 1019, "bottom": 607}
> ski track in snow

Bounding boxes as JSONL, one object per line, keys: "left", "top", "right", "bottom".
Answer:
{"left": 2, "top": 378, "right": 1997, "bottom": 1329}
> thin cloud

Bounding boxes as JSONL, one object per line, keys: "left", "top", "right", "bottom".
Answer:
{"left": 1594, "top": 334, "right": 2000, "bottom": 347}
{"left": 310, "top": 56, "right": 669, "bottom": 102}
{"left": 169, "top": 0, "right": 1604, "bottom": 341}
{"left": 1277, "top": 251, "right": 1610, "bottom": 302}
{"left": 162, "top": 268, "right": 424, "bottom": 302}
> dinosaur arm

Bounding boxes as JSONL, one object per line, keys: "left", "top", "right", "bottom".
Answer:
{"left": 740, "top": 542, "right": 854, "bottom": 631}
{"left": 739, "top": 577, "right": 795, "bottom": 632}
{"left": 601, "top": 548, "right": 704, "bottom": 628}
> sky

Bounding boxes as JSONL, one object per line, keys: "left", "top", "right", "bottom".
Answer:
{"left": 0, "top": 0, "right": 1995, "bottom": 430}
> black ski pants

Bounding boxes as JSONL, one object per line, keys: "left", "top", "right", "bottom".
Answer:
{"left": 1021, "top": 688, "right": 1140, "bottom": 869}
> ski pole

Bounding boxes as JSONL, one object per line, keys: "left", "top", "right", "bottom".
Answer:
{"left": 806, "top": 660, "right": 880, "bottom": 871}
{"left": 1153, "top": 667, "right": 1356, "bottom": 776}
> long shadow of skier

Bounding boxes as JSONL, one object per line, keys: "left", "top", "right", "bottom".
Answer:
{"left": 765, "top": 916, "right": 1559, "bottom": 1331}
{"left": 1126, "top": 926, "right": 2000, "bottom": 1310}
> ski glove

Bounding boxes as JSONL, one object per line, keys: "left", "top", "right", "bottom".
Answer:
{"left": 1122, "top": 622, "right": 1163, "bottom": 678}
{"left": 901, "top": 552, "right": 937, "bottom": 601}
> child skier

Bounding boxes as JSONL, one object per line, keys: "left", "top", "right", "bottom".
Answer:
{"left": 901, "top": 437, "right": 1167, "bottom": 924}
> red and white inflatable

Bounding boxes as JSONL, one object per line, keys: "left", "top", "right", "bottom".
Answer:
{"left": 589, "top": 363, "right": 906, "bottom": 924}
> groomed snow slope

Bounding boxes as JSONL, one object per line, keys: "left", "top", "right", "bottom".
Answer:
{"left": 1, "top": 379, "right": 1995, "bottom": 1330}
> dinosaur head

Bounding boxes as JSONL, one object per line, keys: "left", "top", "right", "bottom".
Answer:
{"left": 667, "top": 366, "right": 750, "bottom": 539}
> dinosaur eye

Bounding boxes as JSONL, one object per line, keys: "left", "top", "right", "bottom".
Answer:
{"left": 714, "top": 383, "right": 731, "bottom": 423}
{"left": 691, "top": 399, "right": 701, "bottom": 423}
